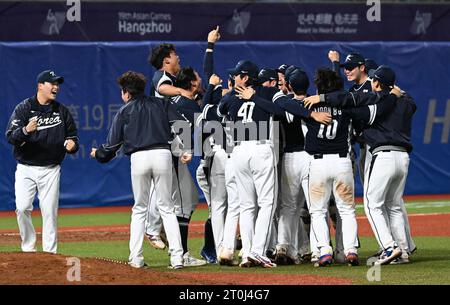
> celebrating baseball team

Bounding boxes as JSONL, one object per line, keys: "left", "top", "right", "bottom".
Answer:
{"left": 6, "top": 25, "right": 417, "bottom": 270}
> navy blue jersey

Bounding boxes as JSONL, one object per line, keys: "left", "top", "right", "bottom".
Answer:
{"left": 150, "top": 70, "right": 176, "bottom": 97}
{"left": 364, "top": 94, "right": 416, "bottom": 152}
{"left": 95, "top": 94, "right": 180, "bottom": 163}
{"left": 6, "top": 96, "right": 79, "bottom": 166}
{"left": 304, "top": 103, "right": 353, "bottom": 155}
{"left": 171, "top": 95, "right": 201, "bottom": 127}
{"left": 219, "top": 86, "right": 305, "bottom": 142}
{"left": 280, "top": 100, "right": 306, "bottom": 153}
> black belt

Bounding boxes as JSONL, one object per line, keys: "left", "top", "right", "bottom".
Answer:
{"left": 313, "top": 152, "right": 348, "bottom": 159}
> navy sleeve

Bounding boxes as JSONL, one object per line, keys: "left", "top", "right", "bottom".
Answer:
{"left": 202, "top": 84, "right": 222, "bottom": 106}
{"left": 331, "top": 61, "right": 341, "bottom": 76}
{"left": 203, "top": 50, "right": 214, "bottom": 81}
{"left": 61, "top": 105, "right": 79, "bottom": 154}
{"left": 275, "top": 96, "right": 312, "bottom": 118}
{"left": 5, "top": 102, "right": 31, "bottom": 146}
{"left": 218, "top": 93, "right": 232, "bottom": 115}
{"left": 324, "top": 90, "right": 381, "bottom": 108}
{"left": 95, "top": 111, "right": 124, "bottom": 163}
{"left": 344, "top": 93, "right": 397, "bottom": 125}
{"left": 250, "top": 95, "right": 285, "bottom": 116}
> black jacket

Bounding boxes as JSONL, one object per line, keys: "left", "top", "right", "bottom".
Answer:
{"left": 5, "top": 96, "right": 79, "bottom": 166}
{"left": 95, "top": 94, "right": 182, "bottom": 163}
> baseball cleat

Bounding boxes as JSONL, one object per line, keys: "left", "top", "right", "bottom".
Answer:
{"left": 239, "top": 257, "right": 255, "bottom": 268}
{"left": 346, "top": 252, "right": 359, "bottom": 266}
{"left": 317, "top": 254, "right": 333, "bottom": 267}
{"left": 248, "top": 252, "right": 277, "bottom": 268}
{"left": 218, "top": 247, "right": 235, "bottom": 266}
{"left": 128, "top": 262, "right": 149, "bottom": 269}
{"left": 300, "top": 252, "right": 312, "bottom": 262}
{"left": 274, "top": 245, "right": 289, "bottom": 265}
{"left": 200, "top": 247, "right": 217, "bottom": 264}
{"left": 183, "top": 252, "right": 207, "bottom": 267}
{"left": 390, "top": 252, "right": 410, "bottom": 265}
{"left": 146, "top": 234, "right": 167, "bottom": 250}
{"left": 375, "top": 246, "right": 402, "bottom": 265}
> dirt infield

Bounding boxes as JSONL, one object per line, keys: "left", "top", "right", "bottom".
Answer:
{"left": 0, "top": 252, "right": 352, "bottom": 285}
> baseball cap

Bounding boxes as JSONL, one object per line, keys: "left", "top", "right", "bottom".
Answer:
{"left": 36, "top": 70, "right": 64, "bottom": 84}
{"left": 364, "top": 59, "right": 379, "bottom": 75}
{"left": 284, "top": 65, "right": 300, "bottom": 82}
{"left": 288, "top": 69, "right": 310, "bottom": 93}
{"left": 368, "top": 65, "right": 395, "bottom": 88}
{"left": 227, "top": 60, "right": 259, "bottom": 79}
{"left": 340, "top": 53, "right": 365, "bottom": 70}
{"left": 276, "top": 64, "right": 289, "bottom": 74}
{"left": 258, "top": 68, "right": 279, "bottom": 83}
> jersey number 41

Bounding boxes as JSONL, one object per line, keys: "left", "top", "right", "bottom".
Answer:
{"left": 237, "top": 102, "right": 255, "bottom": 123}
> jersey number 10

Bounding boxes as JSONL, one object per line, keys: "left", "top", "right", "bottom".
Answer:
{"left": 237, "top": 102, "right": 255, "bottom": 123}
{"left": 317, "top": 119, "right": 338, "bottom": 139}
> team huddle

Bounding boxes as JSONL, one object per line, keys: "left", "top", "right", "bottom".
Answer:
{"left": 6, "top": 26, "right": 416, "bottom": 270}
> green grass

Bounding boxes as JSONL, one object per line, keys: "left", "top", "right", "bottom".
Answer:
{"left": 1, "top": 236, "right": 449, "bottom": 284}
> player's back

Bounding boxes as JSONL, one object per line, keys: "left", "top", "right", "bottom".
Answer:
{"left": 364, "top": 93, "right": 416, "bottom": 152}
{"left": 305, "top": 102, "right": 351, "bottom": 156}
{"left": 219, "top": 86, "right": 279, "bottom": 142}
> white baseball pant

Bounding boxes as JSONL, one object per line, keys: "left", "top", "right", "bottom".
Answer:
{"left": 364, "top": 147, "right": 416, "bottom": 253}
{"left": 220, "top": 153, "right": 240, "bottom": 252}
{"left": 277, "top": 151, "right": 311, "bottom": 258}
{"left": 364, "top": 150, "right": 410, "bottom": 251}
{"left": 232, "top": 141, "right": 277, "bottom": 259}
{"left": 15, "top": 163, "right": 60, "bottom": 253}
{"left": 308, "top": 154, "right": 358, "bottom": 257}
{"left": 129, "top": 149, "right": 183, "bottom": 267}
{"left": 145, "top": 157, "right": 199, "bottom": 235}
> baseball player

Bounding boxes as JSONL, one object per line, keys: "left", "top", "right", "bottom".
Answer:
{"left": 312, "top": 59, "right": 417, "bottom": 263}
{"left": 91, "top": 71, "right": 184, "bottom": 269}
{"left": 273, "top": 68, "right": 312, "bottom": 265}
{"left": 313, "top": 66, "right": 414, "bottom": 264}
{"left": 6, "top": 70, "right": 79, "bottom": 254}
{"left": 222, "top": 60, "right": 330, "bottom": 268}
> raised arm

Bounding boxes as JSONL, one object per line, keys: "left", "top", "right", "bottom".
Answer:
{"left": 203, "top": 26, "right": 220, "bottom": 81}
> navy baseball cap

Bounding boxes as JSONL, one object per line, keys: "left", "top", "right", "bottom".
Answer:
{"left": 258, "top": 68, "right": 279, "bottom": 83}
{"left": 340, "top": 53, "right": 365, "bottom": 70}
{"left": 288, "top": 69, "right": 310, "bottom": 93}
{"left": 284, "top": 65, "right": 300, "bottom": 82}
{"left": 227, "top": 60, "right": 259, "bottom": 79}
{"left": 368, "top": 65, "right": 395, "bottom": 88}
{"left": 36, "top": 70, "right": 64, "bottom": 84}
{"left": 276, "top": 64, "right": 289, "bottom": 74}
{"left": 365, "top": 59, "right": 379, "bottom": 75}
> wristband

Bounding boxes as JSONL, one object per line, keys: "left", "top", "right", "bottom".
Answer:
{"left": 207, "top": 42, "right": 215, "bottom": 50}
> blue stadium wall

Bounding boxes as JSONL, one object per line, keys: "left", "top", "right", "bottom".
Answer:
{"left": 1, "top": 41, "right": 449, "bottom": 210}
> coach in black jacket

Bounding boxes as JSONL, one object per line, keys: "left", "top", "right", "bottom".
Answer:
{"left": 5, "top": 70, "right": 79, "bottom": 254}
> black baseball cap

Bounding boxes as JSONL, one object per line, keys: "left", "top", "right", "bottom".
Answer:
{"left": 258, "top": 68, "right": 279, "bottom": 83}
{"left": 36, "top": 70, "right": 64, "bottom": 84}
{"left": 288, "top": 69, "right": 310, "bottom": 93}
{"left": 368, "top": 65, "right": 395, "bottom": 88}
{"left": 340, "top": 53, "right": 365, "bottom": 70}
{"left": 227, "top": 60, "right": 259, "bottom": 79}
{"left": 276, "top": 64, "right": 289, "bottom": 74}
{"left": 365, "top": 59, "right": 379, "bottom": 75}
